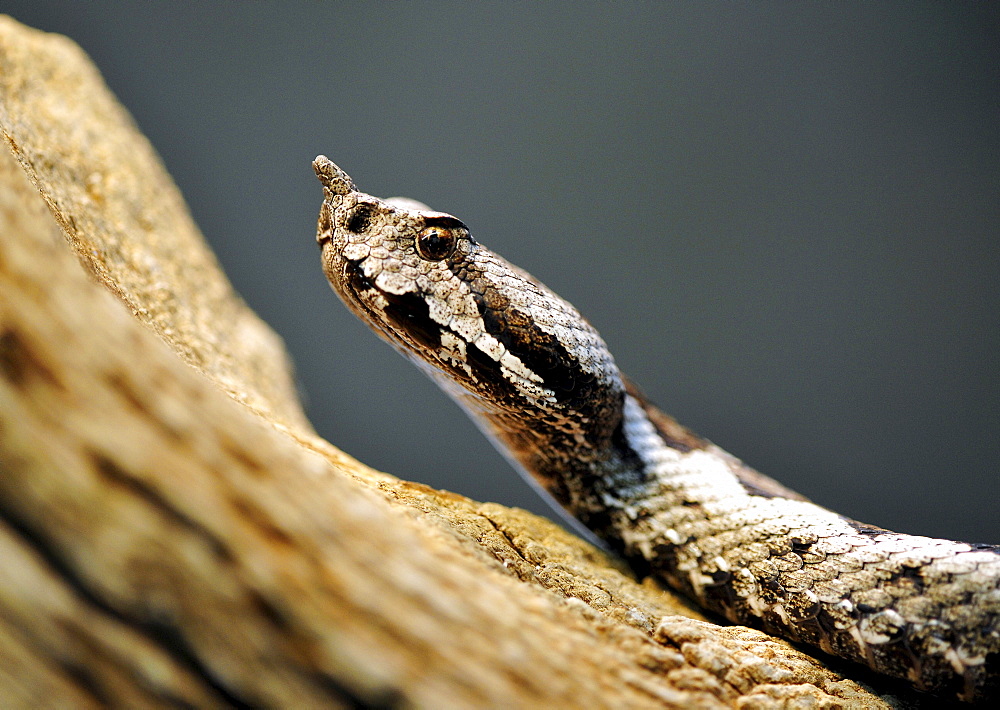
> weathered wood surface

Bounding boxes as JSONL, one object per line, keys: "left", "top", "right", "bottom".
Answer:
{"left": 0, "top": 15, "right": 903, "bottom": 708}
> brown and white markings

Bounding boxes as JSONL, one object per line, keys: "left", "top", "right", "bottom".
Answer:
{"left": 314, "top": 156, "right": 1000, "bottom": 703}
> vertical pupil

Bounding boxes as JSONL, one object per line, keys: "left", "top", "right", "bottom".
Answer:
{"left": 419, "top": 228, "right": 454, "bottom": 260}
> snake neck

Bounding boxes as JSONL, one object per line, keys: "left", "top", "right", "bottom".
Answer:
{"left": 418, "top": 320, "right": 645, "bottom": 523}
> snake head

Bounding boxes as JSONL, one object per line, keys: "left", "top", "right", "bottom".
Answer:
{"left": 314, "top": 158, "right": 624, "bottom": 444}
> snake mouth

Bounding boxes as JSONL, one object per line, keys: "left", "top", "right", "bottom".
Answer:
{"left": 338, "top": 259, "right": 443, "bottom": 353}
{"left": 340, "top": 259, "right": 373, "bottom": 308}
{"left": 316, "top": 201, "right": 334, "bottom": 246}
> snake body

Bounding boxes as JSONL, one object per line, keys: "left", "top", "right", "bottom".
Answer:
{"left": 313, "top": 156, "right": 999, "bottom": 702}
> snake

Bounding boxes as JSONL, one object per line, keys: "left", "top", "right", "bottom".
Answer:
{"left": 312, "top": 156, "right": 999, "bottom": 702}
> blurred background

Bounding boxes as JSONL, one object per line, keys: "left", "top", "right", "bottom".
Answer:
{"left": 5, "top": 3, "right": 998, "bottom": 543}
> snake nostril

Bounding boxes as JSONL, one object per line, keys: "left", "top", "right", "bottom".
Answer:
{"left": 345, "top": 205, "right": 373, "bottom": 234}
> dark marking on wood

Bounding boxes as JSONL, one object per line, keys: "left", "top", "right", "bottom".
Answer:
{"left": 0, "top": 328, "right": 62, "bottom": 391}
{"left": 90, "top": 452, "right": 233, "bottom": 563}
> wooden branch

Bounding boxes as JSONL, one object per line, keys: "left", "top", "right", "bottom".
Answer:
{"left": 0, "top": 15, "right": 900, "bottom": 708}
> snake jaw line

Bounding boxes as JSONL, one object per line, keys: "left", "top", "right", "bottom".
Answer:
{"left": 315, "top": 158, "right": 1000, "bottom": 703}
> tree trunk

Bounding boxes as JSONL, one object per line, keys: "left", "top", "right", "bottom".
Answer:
{"left": 0, "top": 15, "right": 903, "bottom": 709}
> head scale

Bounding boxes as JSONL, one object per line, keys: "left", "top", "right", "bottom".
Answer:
{"left": 313, "top": 155, "right": 356, "bottom": 196}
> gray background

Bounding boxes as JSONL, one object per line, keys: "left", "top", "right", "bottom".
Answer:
{"left": 6, "top": 3, "right": 998, "bottom": 543}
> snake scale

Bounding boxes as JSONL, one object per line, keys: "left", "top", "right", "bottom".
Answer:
{"left": 313, "top": 156, "right": 999, "bottom": 703}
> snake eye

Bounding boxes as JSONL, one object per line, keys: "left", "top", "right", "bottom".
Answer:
{"left": 416, "top": 226, "right": 458, "bottom": 261}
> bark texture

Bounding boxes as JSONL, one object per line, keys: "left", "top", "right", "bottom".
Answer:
{"left": 0, "top": 15, "right": 909, "bottom": 709}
